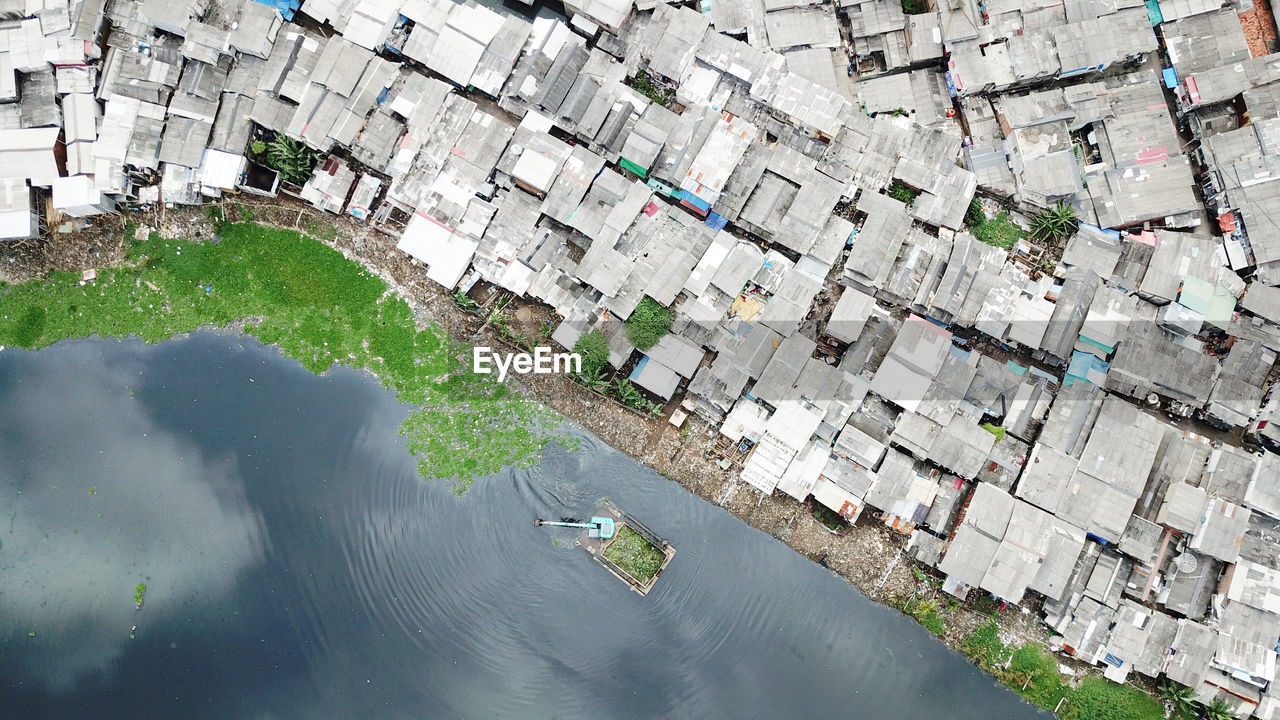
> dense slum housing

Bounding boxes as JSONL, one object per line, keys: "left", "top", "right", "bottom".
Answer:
{"left": 4, "top": 0, "right": 1280, "bottom": 713}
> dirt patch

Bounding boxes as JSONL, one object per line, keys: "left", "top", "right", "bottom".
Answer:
{"left": 503, "top": 299, "right": 554, "bottom": 348}
{"left": 1, "top": 214, "right": 128, "bottom": 284}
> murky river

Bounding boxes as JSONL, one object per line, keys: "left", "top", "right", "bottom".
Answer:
{"left": 0, "top": 333, "right": 1047, "bottom": 719}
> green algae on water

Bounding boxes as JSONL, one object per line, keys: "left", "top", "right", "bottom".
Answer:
{"left": 0, "top": 223, "right": 571, "bottom": 490}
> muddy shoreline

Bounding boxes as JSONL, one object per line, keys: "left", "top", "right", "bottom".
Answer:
{"left": 2, "top": 200, "right": 1142, "bottom": 711}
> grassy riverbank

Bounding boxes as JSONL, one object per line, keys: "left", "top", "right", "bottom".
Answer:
{"left": 962, "top": 618, "right": 1162, "bottom": 720}
{"left": 0, "top": 223, "right": 568, "bottom": 489}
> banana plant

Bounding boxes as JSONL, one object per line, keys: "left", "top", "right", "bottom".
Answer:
{"left": 578, "top": 367, "right": 608, "bottom": 393}
{"left": 614, "top": 378, "right": 643, "bottom": 407}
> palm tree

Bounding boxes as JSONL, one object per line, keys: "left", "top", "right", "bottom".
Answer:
{"left": 1159, "top": 681, "right": 1196, "bottom": 719}
{"left": 1029, "top": 203, "right": 1078, "bottom": 244}
{"left": 1204, "top": 697, "right": 1235, "bottom": 720}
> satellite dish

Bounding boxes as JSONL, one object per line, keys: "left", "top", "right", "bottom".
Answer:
{"left": 1175, "top": 553, "right": 1198, "bottom": 574}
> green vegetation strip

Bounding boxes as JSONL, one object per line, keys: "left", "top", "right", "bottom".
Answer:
{"left": 961, "top": 618, "right": 1162, "bottom": 720}
{"left": 603, "top": 526, "right": 665, "bottom": 584}
{"left": 970, "top": 211, "right": 1027, "bottom": 250}
{"left": 901, "top": 594, "right": 946, "bottom": 636}
{"left": 0, "top": 223, "right": 570, "bottom": 491}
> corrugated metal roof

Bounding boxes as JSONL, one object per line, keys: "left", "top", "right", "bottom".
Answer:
{"left": 158, "top": 115, "right": 211, "bottom": 168}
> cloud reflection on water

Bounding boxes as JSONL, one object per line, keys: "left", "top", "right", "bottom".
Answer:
{"left": 0, "top": 341, "right": 266, "bottom": 691}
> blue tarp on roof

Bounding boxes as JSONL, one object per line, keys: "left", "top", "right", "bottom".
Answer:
{"left": 1077, "top": 334, "right": 1115, "bottom": 354}
{"left": 1065, "top": 351, "right": 1109, "bottom": 386}
{"left": 705, "top": 211, "right": 728, "bottom": 231}
{"left": 678, "top": 189, "right": 711, "bottom": 211}
{"left": 629, "top": 355, "right": 649, "bottom": 381}
{"left": 251, "top": 0, "right": 299, "bottom": 20}
{"left": 1163, "top": 68, "right": 1179, "bottom": 89}
{"left": 1028, "top": 366, "right": 1059, "bottom": 384}
{"left": 1079, "top": 222, "right": 1122, "bottom": 241}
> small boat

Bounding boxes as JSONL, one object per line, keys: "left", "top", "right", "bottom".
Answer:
{"left": 536, "top": 502, "right": 675, "bottom": 596}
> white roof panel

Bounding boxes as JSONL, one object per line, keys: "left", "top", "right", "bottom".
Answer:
{"left": 427, "top": 25, "right": 486, "bottom": 87}
{"left": 512, "top": 149, "right": 560, "bottom": 191}
{"left": 0, "top": 178, "right": 34, "bottom": 240}
{"left": 0, "top": 126, "right": 60, "bottom": 185}
{"left": 449, "top": 2, "right": 503, "bottom": 44}
{"left": 199, "top": 149, "right": 247, "bottom": 190}
{"left": 397, "top": 212, "right": 477, "bottom": 289}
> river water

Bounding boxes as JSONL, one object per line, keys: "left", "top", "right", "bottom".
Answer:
{"left": 0, "top": 333, "right": 1047, "bottom": 719}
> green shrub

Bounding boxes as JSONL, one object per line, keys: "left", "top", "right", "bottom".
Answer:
{"left": 965, "top": 197, "right": 986, "bottom": 228}
{"left": 971, "top": 211, "right": 1027, "bottom": 250}
{"left": 962, "top": 617, "right": 1012, "bottom": 670}
{"left": 913, "top": 598, "right": 945, "bottom": 635}
{"left": 918, "top": 608, "right": 945, "bottom": 635}
{"left": 450, "top": 291, "right": 481, "bottom": 314}
{"left": 1203, "top": 698, "right": 1236, "bottom": 720}
{"left": 624, "top": 297, "right": 672, "bottom": 351}
{"left": 613, "top": 378, "right": 643, "bottom": 407}
{"left": 1159, "top": 681, "right": 1197, "bottom": 720}
{"left": 887, "top": 180, "right": 920, "bottom": 206}
{"left": 579, "top": 367, "right": 608, "bottom": 392}
{"left": 632, "top": 70, "right": 674, "bottom": 107}
{"left": 812, "top": 502, "right": 849, "bottom": 531}
{"left": 573, "top": 329, "right": 611, "bottom": 376}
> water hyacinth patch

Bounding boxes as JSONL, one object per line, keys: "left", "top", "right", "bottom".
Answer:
{"left": 0, "top": 223, "right": 572, "bottom": 491}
